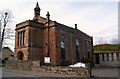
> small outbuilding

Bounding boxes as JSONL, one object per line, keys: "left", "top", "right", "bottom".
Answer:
{"left": 0, "top": 47, "right": 14, "bottom": 61}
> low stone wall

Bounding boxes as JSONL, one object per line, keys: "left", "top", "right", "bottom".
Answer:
{"left": 5, "top": 60, "right": 90, "bottom": 77}
{"left": 31, "top": 66, "right": 89, "bottom": 77}
{"left": 5, "top": 60, "right": 18, "bottom": 69}
{"left": 5, "top": 60, "right": 40, "bottom": 71}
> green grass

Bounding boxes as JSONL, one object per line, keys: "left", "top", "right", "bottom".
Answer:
{"left": 94, "top": 44, "right": 120, "bottom": 52}
{"left": 113, "top": 44, "right": 120, "bottom": 46}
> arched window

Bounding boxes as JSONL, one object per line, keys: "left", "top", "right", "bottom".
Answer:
{"left": 61, "top": 35, "right": 66, "bottom": 65}
{"left": 17, "top": 51, "right": 24, "bottom": 60}
{"left": 76, "top": 39, "right": 80, "bottom": 62}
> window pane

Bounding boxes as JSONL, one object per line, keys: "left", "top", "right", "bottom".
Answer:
{"left": 61, "top": 35, "right": 66, "bottom": 65}
{"left": 76, "top": 38, "right": 80, "bottom": 62}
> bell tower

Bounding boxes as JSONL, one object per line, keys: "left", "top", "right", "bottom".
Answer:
{"left": 34, "top": 2, "right": 41, "bottom": 20}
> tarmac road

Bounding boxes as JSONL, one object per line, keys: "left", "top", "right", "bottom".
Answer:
{"left": 2, "top": 68, "right": 81, "bottom": 77}
{"left": 92, "top": 67, "right": 119, "bottom": 77}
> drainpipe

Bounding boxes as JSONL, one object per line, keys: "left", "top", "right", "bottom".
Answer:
{"left": 70, "top": 33, "right": 73, "bottom": 65}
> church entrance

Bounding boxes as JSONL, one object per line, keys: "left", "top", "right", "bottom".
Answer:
{"left": 17, "top": 51, "right": 24, "bottom": 60}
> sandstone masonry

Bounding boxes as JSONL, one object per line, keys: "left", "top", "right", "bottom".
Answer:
{"left": 14, "top": 2, "right": 93, "bottom": 66}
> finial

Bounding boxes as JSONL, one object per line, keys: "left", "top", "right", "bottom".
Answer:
{"left": 34, "top": 2, "right": 40, "bottom": 18}
{"left": 46, "top": 11, "right": 50, "bottom": 20}
{"left": 35, "top": 2, "right": 40, "bottom": 9}
{"left": 34, "top": 2, "right": 40, "bottom": 10}
{"left": 36, "top": 2, "right": 39, "bottom": 7}
{"left": 46, "top": 11, "right": 50, "bottom": 17}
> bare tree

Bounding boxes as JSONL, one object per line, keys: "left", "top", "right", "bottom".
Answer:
{"left": 0, "top": 10, "right": 14, "bottom": 52}
{"left": 97, "top": 37, "right": 107, "bottom": 45}
{"left": 110, "top": 38, "right": 118, "bottom": 44}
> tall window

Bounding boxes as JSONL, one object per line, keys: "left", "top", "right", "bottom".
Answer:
{"left": 18, "top": 32, "right": 20, "bottom": 46}
{"left": 23, "top": 30, "right": 25, "bottom": 45}
{"left": 61, "top": 35, "right": 66, "bottom": 65}
{"left": 83, "top": 39, "right": 87, "bottom": 58}
{"left": 87, "top": 41, "right": 90, "bottom": 60}
{"left": 76, "top": 39, "right": 80, "bottom": 62}
{"left": 18, "top": 30, "right": 25, "bottom": 47}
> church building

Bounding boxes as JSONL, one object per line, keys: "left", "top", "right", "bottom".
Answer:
{"left": 14, "top": 2, "right": 93, "bottom": 65}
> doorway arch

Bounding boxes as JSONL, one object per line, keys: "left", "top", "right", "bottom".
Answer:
{"left": 17, "top": 51, "right": 24, "bottom": 60}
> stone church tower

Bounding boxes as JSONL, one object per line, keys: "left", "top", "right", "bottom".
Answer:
{"left": 14, "top": 2, "right": 45, "bottom": 61}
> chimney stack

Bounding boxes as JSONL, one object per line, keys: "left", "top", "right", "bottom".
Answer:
{"left": 75, "top": 24, "right": 77, "bottom": 29}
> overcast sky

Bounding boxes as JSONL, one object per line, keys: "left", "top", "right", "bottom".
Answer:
{"left": 0, "top": 0, "right": 119, "bottom": 50}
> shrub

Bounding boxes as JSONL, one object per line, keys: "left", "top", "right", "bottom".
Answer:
{"left": 94, "top": 44, "right": 120, "bottom": 52}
